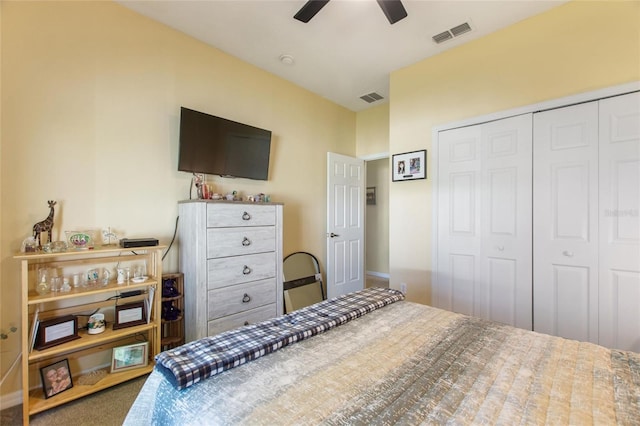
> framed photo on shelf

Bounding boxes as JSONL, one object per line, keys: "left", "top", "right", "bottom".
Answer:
{"left": 111, "top": 341, "right": 149, "bottom": 373}
{"left": 35, "top": 315, "right": 80, "bottom": 350}
{"left": 40, "top": 359, "right": 73, "bottom": 399}
{"left": 392, "top": 150, "right": 427, "bottom": 182}
{"left": 113, "top": 301, "right": 147, "bottom": 330}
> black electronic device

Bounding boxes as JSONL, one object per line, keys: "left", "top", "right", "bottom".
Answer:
{"left": 119, "top": 238, "right": 159, "bottom": 248}
{"left": 178, "top": 107, "right": 272, "bottom": 181}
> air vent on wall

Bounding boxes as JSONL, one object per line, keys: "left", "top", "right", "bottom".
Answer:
{"left": 360, "top": 92, "right": 384, "bottom": 103}
{"left": 432, "top": 21, "right": 473, "bottom": 44}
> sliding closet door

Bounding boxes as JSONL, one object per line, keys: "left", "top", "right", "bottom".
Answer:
{"left": 533, "top": 102, "right": 599, "bottom": 344}
{"left": 437, "top": 114, "right": 532, "bottom": 329}
{"left": 598, "top": 92, "right": 640, "bottom": 352}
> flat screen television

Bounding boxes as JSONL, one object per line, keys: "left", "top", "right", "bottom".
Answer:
{"left": 178, "top": 107, "right": 272, "bottom": 180}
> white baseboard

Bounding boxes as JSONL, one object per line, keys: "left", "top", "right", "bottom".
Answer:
{"left": 366, "top": 271, "right": 390, "bottom": 279}
{"left": 0, "top": 390, "right": 23, "bottom": 410}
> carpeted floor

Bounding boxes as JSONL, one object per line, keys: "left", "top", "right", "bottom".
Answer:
{"left": 0, "top": 374, "right": 147, "bottom": 425}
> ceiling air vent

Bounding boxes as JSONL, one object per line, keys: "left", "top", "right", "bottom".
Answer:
{"left": 360, "top": 92, "right": 384, "bottom": 103}
{"left": 432, "top": 30, "right": 453, "bottom": 44}
{"left": 432, "top": 21, "right": 473, "bottom": 44}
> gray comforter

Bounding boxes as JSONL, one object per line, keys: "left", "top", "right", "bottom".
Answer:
{"left": 125, "top": 294, "right": 640, "bottom": 425}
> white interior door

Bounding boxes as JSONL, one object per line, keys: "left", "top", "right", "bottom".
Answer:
{"left": 436, "top": 114, "right": 532, "bottom": 329}
{"left": 533, "top": 101, "right": 599, "bottom": 344}
{"left": 598, "top": 91, "right": 640, "bottom": 352}
{"left": 326, "top": 152, "right": 365, "bottom": 299}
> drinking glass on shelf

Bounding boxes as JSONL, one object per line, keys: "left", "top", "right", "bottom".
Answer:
{"left": 50, "top": 276, "right": 62, "bottom": 292}
{"left": 36, "top": 268, "right": 50, "bottom": 295}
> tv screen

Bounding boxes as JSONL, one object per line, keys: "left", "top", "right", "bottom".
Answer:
{"left": 178, "top": 107, "right": 272, "bottom": 180}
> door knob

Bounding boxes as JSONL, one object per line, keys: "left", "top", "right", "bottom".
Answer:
{"left": 562, "top": 250, "right": 574, "bottom": 257}
{"left": 329, "top": 233, "right": 340, "bottom": 238}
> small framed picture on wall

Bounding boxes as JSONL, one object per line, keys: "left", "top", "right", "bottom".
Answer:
{"left": 392, "top": 150, "right": 426, "bottom": 182}
{"left": 366, "top": 187, "right": 376, "bottom": 205}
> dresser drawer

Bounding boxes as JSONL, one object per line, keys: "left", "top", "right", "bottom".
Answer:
{"left": 208, "top": 278, "right": 276, "bottom": 319}
{"left": 207, "top": 203, "right": 276, "bottom": 227}
{"left": 207, "top": 226, "right": 275, "bottom": 258}
{"left": 207, "top": 304, "right": 277, "bottom": 336}
{"left": 207, "top": 252, "right": 276, "bottom": 289}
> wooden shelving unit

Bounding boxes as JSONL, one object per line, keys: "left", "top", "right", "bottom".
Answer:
{"left": 161, "top": 273, "right": 184, "bottom": 351}
{"left": 15, "top": 245, "right": 165, "bottom": 424}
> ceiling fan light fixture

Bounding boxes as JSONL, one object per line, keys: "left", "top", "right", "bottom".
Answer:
{"left": 279, "top": 54, "right": 295, "bottom": 65}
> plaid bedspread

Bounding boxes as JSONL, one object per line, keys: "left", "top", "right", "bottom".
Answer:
{"left": 154, "top": 287, "right": 404, "bottom": 390}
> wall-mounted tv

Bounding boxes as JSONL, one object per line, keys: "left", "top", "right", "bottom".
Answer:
{"left": 178, "top": 107, "right": 272, "bottom": 181}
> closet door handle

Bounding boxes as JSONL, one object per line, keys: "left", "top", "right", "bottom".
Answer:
{"left": 242, "top": 237, "right": 251, "bottom": 246}
{"left": 242, "top": 293, "right": 251, "bottom": 303}
{"left": 562, "top": 250, "right": 574, "bottom": 257}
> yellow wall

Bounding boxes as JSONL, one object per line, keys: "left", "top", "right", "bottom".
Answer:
{"left": 355, "top": 102, "right": 389, "bottom": 158}
{"left": 357, "top": 103, "right": 390, "bottom": 276}
{"left": 365, "top": 158, "right": 389, "bottom": 275}
{"left": 0, "top": 1, "right": 354, "bottom": 399}
{"left": 388, "top": 0, "right": 640, "bottom": 304}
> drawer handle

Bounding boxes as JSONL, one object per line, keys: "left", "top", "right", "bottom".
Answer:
{"left": 242, "top": 237, "right": 251, "bottom": 246}
{"left": 242, "top": 211, "right": 251, "bottom": 221}
{"left": 242, "top": 293, "right": 251, "bottom": 303}
{"left": 243, "top": 265, "right": 252, "bottom": 275}
{"left": 244, "top": 321, "right": 250, "bottom": 326}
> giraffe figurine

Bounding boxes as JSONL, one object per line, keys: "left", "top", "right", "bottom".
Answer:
{"left": 32, "top": 200, "right": 57, "bottom": 248}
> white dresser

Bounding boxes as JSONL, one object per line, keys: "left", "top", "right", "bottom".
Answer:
{"left": 178, "top": 200, "right": 283, "bottom": 342}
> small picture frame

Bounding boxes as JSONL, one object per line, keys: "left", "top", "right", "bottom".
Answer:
{"left": 392, "top": 149, "right": 427, "bottom": 182}
{"left": 366, "top": 187, "right": 376, "bottom": 205}
{"left": 40, "top": 359, "right": 73, "bottom": 398}
{"left": 113, "top": 301, "right": 147, "bottom": 330}
{"left": 35, "top": 315, "right": 80, "bottom": 350}
{"left": 111, "top": 341, "right": 149, "bottom": 373}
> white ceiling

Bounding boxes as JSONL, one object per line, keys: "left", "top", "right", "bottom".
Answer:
{"left": 118, "top": 0, "right": 566, "bottom": 112}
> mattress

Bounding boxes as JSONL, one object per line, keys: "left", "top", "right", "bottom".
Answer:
{"left": 124, "top": 288, "right": 640, "bottom": 425}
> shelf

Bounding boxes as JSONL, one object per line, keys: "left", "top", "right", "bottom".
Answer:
{"left": 28, "top": 364, "right": 154, "bottom": 415}
{"left": 15, "top": 245, "right": 164, "bottom": 424}
{"left": 15, "top": 245, "right": 166, "bottom": 261}
{"left": 161, "top": 336, "right": 183, "bottom": 345}
{"left": 28, "top": 323, "right": 156, "bottom": 362}
{"left": 161, "top": 315, "right": 183, "bottom": 324}
{"left": 28, "top": 279, "right": 157, "bottom": 305}
{"left": 161, "top": 294, "right": 183, "bottom": 302}
{"left": 160, "top": 273, "right": 184, "bottom": 352}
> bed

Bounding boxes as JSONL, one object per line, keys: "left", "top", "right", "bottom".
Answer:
{"left": 124, "top": 288, "right": 640, "bottom": 425}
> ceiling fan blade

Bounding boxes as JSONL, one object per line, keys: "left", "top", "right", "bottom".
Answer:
{"left": 376, "top": 0, "right": 408, "bottom": 25}
{"left": 294, "top": 0, "right": 330, "bottom": 23}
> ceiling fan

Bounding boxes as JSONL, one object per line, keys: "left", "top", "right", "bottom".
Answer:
{"left": 294, "top": 0, "right": 408, "bottom": 25}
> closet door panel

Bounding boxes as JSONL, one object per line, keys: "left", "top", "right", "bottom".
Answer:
{"left": 436, "top": 126, "right": 482, "bottom": 315}
{"left": 481, "top": 114, "right": 532, "bottom": 329}
{"left": 533, "top": 102, "right": 599, "bottom": 343}
{"left": 599, "top": 91, "right": 640, "bottom": 352}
